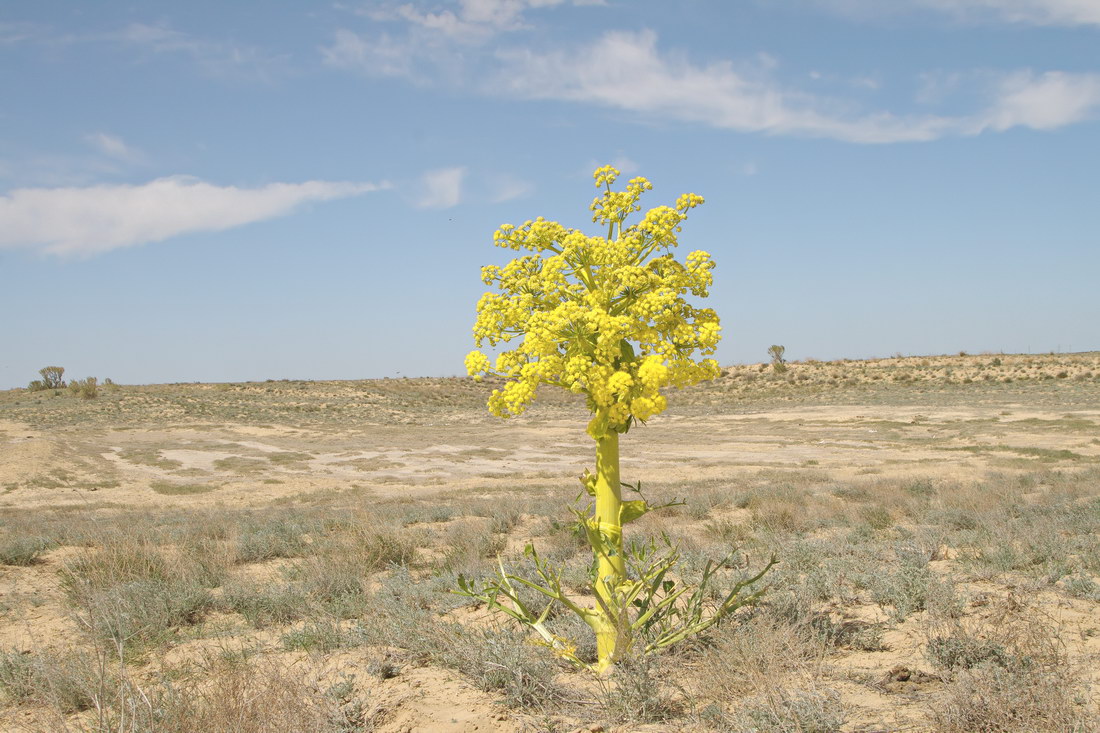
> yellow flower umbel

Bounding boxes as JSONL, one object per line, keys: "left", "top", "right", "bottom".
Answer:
{"left": 462, "top": 166, "right": 753, "bottom": 673}
{"left": 468, "top": 165, "right": 720, "bottom": 433}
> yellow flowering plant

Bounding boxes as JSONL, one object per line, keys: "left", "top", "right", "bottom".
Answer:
{"left": 458, "top": 165, "right": 774, "bottom": 673}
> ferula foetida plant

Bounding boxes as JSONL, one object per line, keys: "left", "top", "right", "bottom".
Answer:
{"left": 461, "top": 165, "right": 773, "bottom": 673}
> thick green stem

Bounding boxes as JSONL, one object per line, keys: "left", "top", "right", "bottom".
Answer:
{"left": 592, "top": 430, "right": 626, "bottom": 671}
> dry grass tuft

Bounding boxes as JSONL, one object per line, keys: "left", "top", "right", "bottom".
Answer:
{"left": 924, "top": 594, "right": 1094, "bottom": 732}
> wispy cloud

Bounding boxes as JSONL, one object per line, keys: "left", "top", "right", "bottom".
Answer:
{"left": 417, "top": 167, "right": 465, "bottom": 208}
{"left": 0, "top": 177, "right": 388, "bottom": 256}
{"left": 371, "top": 0, "right": 604, "bottom": 42}
{"left": 0, "top": 20, "right": 289, "bottom": 82}
{"left": 323, "top": 4, "right": 1100, "bottom": 144}
{"left": 118, "top": 23, "right": 289, "bottom": 82}
{"left": 84, "top": 132, "right": 145, "bottom": 164}
{"left": 491, "top": 30, "right": 1100, "bottom": 143}
{"left": 321, "top": 29, "right": 419, "bottom": 79}
{"left": 387, "top": 1, "right": 527, "bottom": 43}
{"left": 487, "top": 173, "right": 534, "bottom": 203}
{"left": 812, "top": 0, "right": 1100, "bottom": 27}
{"left": 1, "top": 133, "right": 148, "bottom": 189}
{"left": 0, "top": 21, "right": 38, "bottom": 45}
{"left": 322, "top": 0, "right": 603, "bottom": 78}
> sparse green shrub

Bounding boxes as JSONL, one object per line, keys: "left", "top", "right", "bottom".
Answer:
{"left": 76, "top": 578, "right": 212, "bottom": 647}
{"left": 923, "top": 594, "right": 1087, "bottom": 732}
{"left": 868, "top": 544, "right": 956, "bottom": 622}
{"left": 69, "top": 376, "right": 98, "bottom": 399}
{"left": 757, "top": 577, "right": 884, "bottom": 653}
{"left": 0, "top": 649, "right": 42, "bottom": 706}
{"left": 832, "top": 485, "right": 872, "bottom": 502}
{"left": 281, "top": 620, "right": 366, "bottom": 652}
{"left": 401, "top": 504, "right": 456, "bottom": 525}
{"left": 267, "top": 450, "right": 313, "bottom": 466}
{"left": 929, "top": 665, "right": 1088, "bottom": 732}
{"left": 442, "top": 519, "right": 507, "bottom": 573}
{"left": 859, "top": 505, "right": 894, "bottom": 530}
{"left": 234, "top": 516, "right": 315, "bottom": 562}
{"left": 1062, "top": 571, "right": 1100, "bottom": 601}
{"left": 694, "top": 611, "right": 826, "bottom": 708}
{"left": 353, "top": 572, "right": 564, "bottom": 710}
{"left": 703, "top": 517, "right": 754, "bottom": 545}
{"left": 366, "top": 652, "right": 401, "bottom": 680}
{"left": 292, "top": 525, "right": 415, "bottom": 618}
{"left": 221, "top": 581, "right": 311, "bottom": 628}
{"left": 0, "top": 648, "right": 100, "bottom": 713}
{"left": 769, "top": 344, "right": 788, "bottom": 374}
{"left": 929, "top": 507, "right": 980, "bottom": 531}
{"left": 926, "top": 632, "right": 1012, "bottom": 671}
{"left": 151, "top": 480, "right": 214, "bottom": 495}
{"left": 443, "top": 626, "right": 564, "bottom": 710}
{"left": 733, "top": 688, "right": 846, "bottom": 733}
{"left": 684, "top": 483, "right": 734, "bottom": 519}
{"left": 95, "top": 657, "right": 354, "bottom": 733}
{"left": 60, "top": 538, "right": 224, "bottom": 647}
{"left": 35, "top": 365, "right": 66, "bottom": 390}
{"left": 596, "top": 653, "right": 679, "bottom": 724}
{"left": 0, "top": 535, "right": 52, "bottom": 566}
{"left": 904, "top": 479, "right": 937, "bottom": 497}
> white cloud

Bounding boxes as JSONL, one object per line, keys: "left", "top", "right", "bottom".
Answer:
{"left": 813, "top": 0, "right": 1100, "bottom": 26}
{"left": 0, "top": 177, "right": 388, "bottom": 256}
{"left": 84, "top": 132, "right": 144, "bottom": 163}
{"left": 493, "top": 30, "right": 953, "bottom": 143}
{"left": 323, "top": 6, "right": 1100, "bottom": 144}
{"left": 492, "top": 30, "right": 1100, "bottom": 143}
{"left": 920, "top": 0, "right": 1100, "bottom": 25}
{"left": 391, "top": 1, "right": 522, "bottom": 43}
{"left": 417, "top": 167, "right": 465, "bottom": 208}
{"left": 980, "top": 70, "right": 1100, "bottom": 130}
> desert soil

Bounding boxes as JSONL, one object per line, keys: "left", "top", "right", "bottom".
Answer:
{"left": 2, "top": 351, "right": 1099, "bottom": 731}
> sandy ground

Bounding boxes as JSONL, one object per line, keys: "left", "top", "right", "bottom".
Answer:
{"left": 2, "top": 360, "right": 1100, "bottom": 731}
{"left": 3, "top": 402, "right": 1098, "bottom": 512}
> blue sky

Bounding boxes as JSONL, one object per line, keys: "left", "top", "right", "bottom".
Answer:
{"left": 1, "top": 0, "right": 1098, "bottom": 388}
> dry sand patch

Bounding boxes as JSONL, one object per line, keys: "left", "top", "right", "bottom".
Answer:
{"left": 2, "top": 356, "right": 1099, "bottom": 730}
{"left": 8, "top": 401, "right": 1097, "bottom": 510}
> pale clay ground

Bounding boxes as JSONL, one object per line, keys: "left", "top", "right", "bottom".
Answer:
{"left": 2, "top": 387, "right": 1099, "bottom": 731}
{"left": 3, "top": 403, "right": 1098, "bottom": 510}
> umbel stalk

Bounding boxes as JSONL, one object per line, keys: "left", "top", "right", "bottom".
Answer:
{"left": 590, "top": 430, "right": 625, "bottom": 670}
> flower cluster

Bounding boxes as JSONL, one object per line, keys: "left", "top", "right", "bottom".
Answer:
{"left": 467, "top": 166, "right": 722, "bottom": 438}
